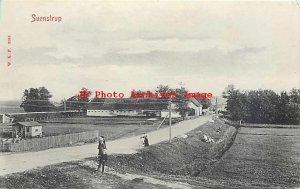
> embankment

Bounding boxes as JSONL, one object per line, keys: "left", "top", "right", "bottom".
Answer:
{"left": 106, "top": 119, "right": 238, "bottom": 177}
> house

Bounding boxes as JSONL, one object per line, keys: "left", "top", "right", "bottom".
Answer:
{"left": 188, "top": 98, "right": 203, "bottom": 116}
{"left": 87, "top": 98, "right": 202, "bottom": 118}
{"left": 161, "top": 98, "right": 203, "bottom": 118}
{"left": 1, "top": 114, "right": 14, "bottom": 123}
{"left": 12, "top": 122, "right": 43, "bottom": 138}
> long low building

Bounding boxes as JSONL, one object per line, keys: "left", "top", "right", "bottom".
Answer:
{"left": 87, "top": 98, "right": 202, "bottom": 118}
{"left": 1, "top": 110, "right": 82, "bottom": 123}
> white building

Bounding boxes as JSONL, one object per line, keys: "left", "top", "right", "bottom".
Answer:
{"left": 87, "top": 109, "right": 140, "bottom": 117}
{"left": 1, "top": 114, "right": 14, "bottom": 123}
{"left": 161, "top": 98, "right": 202, "bottom": 118}
{"left": 87, "top": 110, "right": 115, "bottom": 117}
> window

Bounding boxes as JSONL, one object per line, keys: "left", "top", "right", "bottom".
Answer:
{"left": 35, "top": 129, "right": 38, "bottom": 132}
{"left": 26, "top": 127, "right": 29, "bottom": 132}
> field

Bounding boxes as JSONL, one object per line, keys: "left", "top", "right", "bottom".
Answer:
{"left": 40, "top": 117, "right": 166, "bottom": 140}
{"left": 200, "top": 125, "right": 300, "bottom": 188}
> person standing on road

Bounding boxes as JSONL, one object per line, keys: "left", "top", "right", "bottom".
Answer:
{"left": 97, "top": 136, "right": 107, "bottom": 173}
{"left": 144, "top": 135, "right": 149, "bottom": 146}
{"left": 140, "top": 134, "right": 149, "bottom": 147}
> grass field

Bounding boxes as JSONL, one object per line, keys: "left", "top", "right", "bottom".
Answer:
{"left": 200, "top": 125, "right": 300, "bottom": 188}
{"left": 41, "top": 117, "right": 165, "bottom": 140}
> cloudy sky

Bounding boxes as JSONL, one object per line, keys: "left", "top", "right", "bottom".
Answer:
{"left": 0, "top": 1, "right": 299, "bottom": 101}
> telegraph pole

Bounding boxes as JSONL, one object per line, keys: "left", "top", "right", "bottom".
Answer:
{"left": 63, "top": 99, "right": 66, "bottom": 111}
{"left": 216, "top": 97, "right": 218, "bottom": 114}
{"left": 169, "top": 99, "right": 172, "bottom": 142}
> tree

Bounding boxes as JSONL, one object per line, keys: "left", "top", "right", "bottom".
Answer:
{"left": 275, "top": 91, "right": 300, "bottom": 124}
{"left": 222, "top": 84, "right": 247, "bottom": 121}
{"left": 65, "top": 87, "right": 92, "bottom": 111}
{"left": 222, "top": 85, "right": 299, "bottom": 125}
{"left": 246, "top": 90, "right": 279, "bottom": 123}
{"left": 156, "top": 84, "right": 193, "bottom": 118}
{"left": 20, "top": 87, "right": 55, "bottom": 112}
{"left": 288, "top": 88, "right": 300, "bottom": 124}
{"left": 174, "top": 86, "right": 191, "bottom": 119}
{"left": 289, "top": 88, "right": 300, "bottom": 104}
{"left": 197, "top": 99, "right": 212, "bottom": 109}
{"left": 156, "top": 84, "right": 170, "bottom": 94}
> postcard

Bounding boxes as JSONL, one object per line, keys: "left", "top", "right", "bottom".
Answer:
{"left": 0, "top": 1, "right": 299, "bottom": 188}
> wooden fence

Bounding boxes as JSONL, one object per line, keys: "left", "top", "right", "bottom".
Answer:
{"left": 1, "top": 130, "right": 99, "bottom": 152}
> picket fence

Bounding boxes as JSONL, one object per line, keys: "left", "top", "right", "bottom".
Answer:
{"left": 1, "top": 130, "right": 99, "bottom": 152}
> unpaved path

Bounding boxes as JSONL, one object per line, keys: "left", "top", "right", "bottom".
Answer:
{"left": 0, "top": 116, "right": 211, "bottom": 176}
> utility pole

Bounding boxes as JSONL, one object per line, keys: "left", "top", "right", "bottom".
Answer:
{"left": 169, "top": 99, "right": 172, "bottom": 142}
{"left": 216, "top": 97, "right": 218, "bottom": 115}
{"left": 63, "top": 99, "right": 66, "bottom": 111}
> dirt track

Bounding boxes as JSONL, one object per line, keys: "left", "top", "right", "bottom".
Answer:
{"left": 0, "top": 115, "right": 211, "bottom": 176}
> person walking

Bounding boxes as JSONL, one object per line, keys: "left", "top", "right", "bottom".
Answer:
{"left": 97, "top": 136, "right": 107, "bottom": 173}
{"left": 144, "top": 135, "right": 149, "bottom": 147}
{"left": 140, "top": 133, "right": 149, "bottom": 147}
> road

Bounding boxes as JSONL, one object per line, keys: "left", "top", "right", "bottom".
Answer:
{"left": 0, "top": 115, "right": 211, "bottom": 176}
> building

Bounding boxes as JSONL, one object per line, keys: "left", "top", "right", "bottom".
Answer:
{"left": 1, "top": 114, "right": 14, "bottom": 123}
{"left": 12, "top": 122, "right": 43, "bottom": 138}
{"left": 1, "top": 110, "right": 82, "bottom": 123}
{"left": 87, "top": 98, "right": 166, "bottom": 117}
{"left": 188, "top": 98, "right": 203, "bottom": 116}
{"left": 87, "top": 98, "right": 202, "bottom": 118}
{"left": 160, "top": 98, "right": 203, "bottom": 118}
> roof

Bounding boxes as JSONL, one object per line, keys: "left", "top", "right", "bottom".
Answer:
{"left": 189, "top": 98, "right": 202, "bottom": 107}
{"left": 3, "top": 114, "right": 13, "bottom": 118}
{"left": 5, "top": 110, "right": 79, "bottom": 116}
{"left": 13, "top": 121, "right": 42, "bottom": 127}
{"left": 88, "top": 98, "right": 202, "bottom": 110}
{"left": 88, "top": 98, "right": 170, "bottom": 111}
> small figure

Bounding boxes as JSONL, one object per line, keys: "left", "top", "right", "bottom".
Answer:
{"left": 140, "top": 134, "right": 149, "bottom": 147}
{"left": 97, "top": 149, "right": 108, "bottom": 173}
{"left": 97, "top": 136, "right": 107, "bottom": 173}
{"left": 239, "top": 119, "right": 245, "bottom": 126}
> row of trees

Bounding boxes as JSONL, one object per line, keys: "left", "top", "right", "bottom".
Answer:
{"left": 222, "top": 85, "right": 300, "bottom": 125}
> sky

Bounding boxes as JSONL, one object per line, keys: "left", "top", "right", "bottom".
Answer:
{"left": 0, "top": 0, "right": 299, "bottom": 101}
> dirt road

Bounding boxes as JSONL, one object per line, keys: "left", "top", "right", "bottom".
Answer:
{"left": 0, "top": 115, "right": 211, "bottom": 176}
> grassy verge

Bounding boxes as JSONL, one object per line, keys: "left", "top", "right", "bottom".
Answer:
{"left": 105, "top": 119, "right": 237, "bottom": 177}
